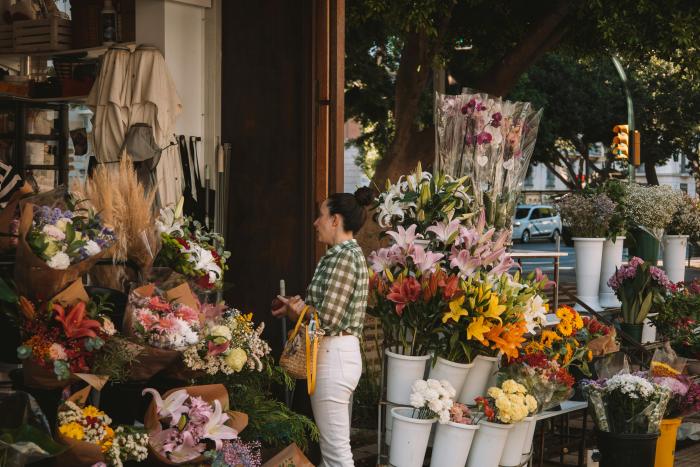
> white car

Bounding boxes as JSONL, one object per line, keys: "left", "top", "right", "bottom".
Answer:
{"left": 512, "top": 205, "right": 562, "bottom": 243}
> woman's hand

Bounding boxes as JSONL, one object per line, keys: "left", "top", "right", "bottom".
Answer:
{"left": 273, "top": 295, "right": 306, "bottom": 321}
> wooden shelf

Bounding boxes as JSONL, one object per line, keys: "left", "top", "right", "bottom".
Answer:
{"left": 0, "top": 42, "right": 136, "bottom": 60}
{"left": 0, "top": 93, "right": 87, "bottom": 104}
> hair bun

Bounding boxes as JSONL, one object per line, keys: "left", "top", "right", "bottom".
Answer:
{"left": 353, "top": 186, "right": 374, "bottom": 207}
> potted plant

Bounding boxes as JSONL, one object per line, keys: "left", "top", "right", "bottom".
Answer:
{"left": 430, "top": 401, "right": 480, "bottom": 467}
{"left": 663, "top": 192, "right": 700, "bottom": 282}
{"left": 389, "top": 379, "right": 455, "bottom": 467}
{"left": 650, "top": 280, "right": 700, "bottom": 370}
{"left": 593, "top": 180, "right": 629, "bottom": 308}
{"left": 466, "top": 379, "right": 538, "bottom": 467}
{"left": 583, "top": 372, "right": 671, "bottom": 467}
{"left": 608, "top": 257, "right": 675, "bottom": 342}
{"left": 555, "top": 192, "right": 616, "bottom": 310}
{"left": 625, "top": 184, "right": 678, "bottom": 264}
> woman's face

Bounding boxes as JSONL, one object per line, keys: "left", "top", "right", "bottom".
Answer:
{"left": 313, "top": 200, "right": 338, "bottom": 245}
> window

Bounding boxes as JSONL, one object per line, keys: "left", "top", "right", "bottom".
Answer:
{"left": 530, "top": 209, "right": 541, "bottom": 220}
{"left": 681, "top": 183, "right": 688, "bottom": 193}
{"left": 525, "top": 168, "right": 534, "bottom": 187}
{"left": 515, "top": 208, "right": 531, "bottom": 219}
{"left": 539, "top": 208, "right": 552, "bottom": 218}
{"left": 545, "top": 169, "right": 555, "bottom": 188}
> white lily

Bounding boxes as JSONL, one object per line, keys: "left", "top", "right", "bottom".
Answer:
{"left": 377, "top": 195, "right": 405, "bottom": 228}
{"left": 202, "top": 400, "right": 238, "bottom": 449}
{"left": 189, "top": 245, "right": 223, "bottom": 284}
{"left": 142, "top": 388, "right": 189, "bottom": 421}
{"left": 156, "top": 197, "right": 186, "bottom": 235}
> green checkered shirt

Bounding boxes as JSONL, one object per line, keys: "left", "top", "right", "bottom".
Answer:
{"left": 306, "top": 239, "right": 369, "bottom": 338}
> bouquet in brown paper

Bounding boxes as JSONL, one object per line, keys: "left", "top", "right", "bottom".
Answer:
{"left": 142, "top": 383, "right": 248, "bottom": 465}
{"left": 56, "top": 386, "right": 149, "bottom": 466}
{"left": 14, "top": 187, "right": 116, "bottom": 301}
{"left": 261, "top": 443, "right": 314, "bottom": 467}
{"left": 17, "top": 280, "right": 115, "bottom": 389}
{"left": 582, "top": 316, "right": 620, "bottom": 357}
{"left": 0, "top": 177, "right": 33, "bottom": 251}
{"left": 123, "top": 282, "right": 202, "bottom": 381}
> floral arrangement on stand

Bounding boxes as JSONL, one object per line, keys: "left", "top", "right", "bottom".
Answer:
{"left": 373, "top": 162, "right": 475, "bottom": 233}
{"left": 475, "top": 379, "right": 538, "bottom": 424}
{"left": 130, "top": 293, "right": 200, "bottom": 351}
{"left": 16, "top": 288, "right": 117, "bottom": 381}
{"left": 434, "top": 90, "right": 543, "bottom": 231}
{"left": 666, "top": 192, "right": 700, "bottom": 240}
{"left": 555, "top": 192, "right": 616, "bottom": 239}
{"left": 143, "top": 387, "right": 239, "bottom": 464}
{"left": 57, "top": 400, "right": 148, "bottom": 467}
{"left": 580, "top": 316, "right": 619, "bottom": 357}
{"left": 182, "top": 305, "right": 271, "bottom": 375}
{"left": 523, "top": 305, "right": 590, "bottom": 371}
{"left": 155, "top": 198, "right": 230, "bottom": 291}
{"left": 608, "top": 257, "right": 674, "bottom": 334}
{"left": 651, "top": 280, "right": 700, "bottom": 360}
{"left": 625, "top": 184, "right": 680, "bottom": 240}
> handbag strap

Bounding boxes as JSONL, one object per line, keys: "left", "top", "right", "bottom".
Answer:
{"left": 288, "top": 305, "right": 310, "bottom": 341}
{"left": 306, "top": 310, "right": 321, "bottom": 395}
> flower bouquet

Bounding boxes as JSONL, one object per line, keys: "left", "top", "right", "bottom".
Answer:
{"left": 555, "top": 193, "right": 617, "bottom": 239}
{"left": 475, "top": 379, "right": 538, "bottom": 425}
{"left": 434, "top": 90, "right": 543, "bottom": 231}
{"left": 154, "top": 198, "right": 230, "bottom": 292}
{"left": 123, "top": 282, "right": 202, "bottom": 381}
{"left": 608, "top": 257, "right": 674, "bottom": 341}
{"left": 580, "top": 316, "right": 619, "bottom": 358}
{"left": 15, "top": 190, "right": 116, "bottom": 300}
{"left": 16, "top": 280, "right": 116, "bottom": 388}
{"left": 142, "top": 384, "right": 247, "bottom": 465}
{"left": 56, "top": 386, "right": 148, "bottom": 467}
{"left": 182, "top": 304, "right": 271, "bottom": 376}
{"left": 206, "top": 439, "right": 262, "bottom": 467}
{"left": 626, "top": 184, "right": 679, "bottom": 241}
{"left": 373, "top": 162, "right": 474, "bottom": 234}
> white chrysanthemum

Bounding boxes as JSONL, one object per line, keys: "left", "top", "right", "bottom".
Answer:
{"left": 410, "top": 393, "right": 426, "bottom": 409}
{"left": 84, "top": 239, "right": 102, "bottom": 256}
{"left": 412, "top": 380, "right": 429, "bottom": 393}
{"left": 47, "top": 251, "right": 70, "bottom": 269}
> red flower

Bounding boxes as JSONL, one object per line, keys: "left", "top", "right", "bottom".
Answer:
{"left": 52, "top": 302, "right": 102, "bottom": 339}
{"left": 475, "top": 396, "right": 495, "bottom": 421}
{"left": 175, "top": 237, "right": 191, "bottom": 249}
{"left": 440, "top": 274, "right": 460, "bottom": 301}
{"left": 148, "top": 296, "right": 172, "bottom": 312}
{"left": 387, "top": 276, "right": 422, "bottom": 316}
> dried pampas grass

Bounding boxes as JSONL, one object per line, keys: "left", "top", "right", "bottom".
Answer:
{"left": 71, "top": 157, "right": 158, "bottom": 271}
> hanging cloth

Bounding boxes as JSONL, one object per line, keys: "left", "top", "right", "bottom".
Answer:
{"left": 127, "top": 45, "right": 183, "bottom": 207}
{"left": 86, "top": 46, "right": 131, "bottom": 163}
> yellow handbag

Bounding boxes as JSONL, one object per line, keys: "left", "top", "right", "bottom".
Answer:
{"left": 279, "top": 306, "right": 325, "bottom": 395}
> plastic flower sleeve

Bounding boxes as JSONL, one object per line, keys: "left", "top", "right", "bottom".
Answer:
{"left": 646, "top": 389, "right": 671, "bottom": 434}
{"left": 582, "top": 382, "right": 610, "bottom": 432}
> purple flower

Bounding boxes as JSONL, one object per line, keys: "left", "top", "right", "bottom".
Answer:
{"left": 476, "top": 131, "right": 492, "bottom": 145}
{"left": 490, "top": 112, "right": 502, "bottom": 127}
{"left": 461, "top": 99, "right": 477, "bottom": 115}
{"left": 477, "top": 102, "right": 487, "bottom": 111}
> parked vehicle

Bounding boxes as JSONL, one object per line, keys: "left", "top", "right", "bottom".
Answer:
{"left": 511, "top": 205, "right": 562, "bottom": 243}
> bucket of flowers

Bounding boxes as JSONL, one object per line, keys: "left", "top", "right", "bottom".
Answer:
{"left": 14, "top": 190, "right": 116, "bottom": 301}
{"left": 16, "top": 280, "right": 117, "bottom": 389}
{"left": 583, "top": 372, "right": 671, "bottom": 467}
{"left": 467, "top": 379, "right": 538, "bottom": 467}
{"left": 429, "top": 400, "right": 480, "bottom": 467}
{"left": 142, "top": 384, "right": 247, "bottom": 465}
{"left": 56, "top": 385, "right": 148, "bottom": 466}
{"left": 389, "top": 379, "right": 455, "bottom": 467}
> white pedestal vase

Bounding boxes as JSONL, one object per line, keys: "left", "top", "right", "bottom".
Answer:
{"left": 500, "top": 416, "right": 536, "bottom": 467}
{"left": 599, "top": 237, "right": 625, "bottom": 308}
{"left": 521, "top": 415, "right": 538, "bottom": 464}
{"left": 466, "top": 420, "right": 513, "bottom": 467}
{"left": 385, "top": 349, "right": 429, "bottom": 404}
{"left": 573, "top": 238, "right": 605, "bottom": 311}
{"left": 662, "top": 235, "right": 688, "bottom": 283}
{"left": 389, "top": 407, "right": 435, "bottom": 467}
{"left": 459, "top": 355, "right": 499, "bottom": 405}
{"left": 428, "top": 357, "right": 474, "bottom": 397}
{"left": 430, "top": 421, "right": 479, "bottom": 467}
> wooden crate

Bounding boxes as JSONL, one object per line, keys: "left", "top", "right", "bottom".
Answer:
{"left": 13, "top": 18, "right": 72, "bottom": 52}
{"left": 0, "top": 25, "right": 12, "bottom": 53}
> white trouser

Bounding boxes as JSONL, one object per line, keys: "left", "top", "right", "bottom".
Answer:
{"left": 310, "top": 335, "right": 363, "bottom": 467}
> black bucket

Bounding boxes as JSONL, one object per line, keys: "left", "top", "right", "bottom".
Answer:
{"left": 596, "top": 430, "right": 659, "bottom": 467}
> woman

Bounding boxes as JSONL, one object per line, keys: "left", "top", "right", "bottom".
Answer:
{"left": 273, "top": 187, "right": 373, "bottom": 467}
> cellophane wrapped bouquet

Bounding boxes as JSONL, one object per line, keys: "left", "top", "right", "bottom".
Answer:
{"left": 475, "top": 379, "right": 538, "bottom": 424}
{"left": 154, "top": 198, "right": 230, "bottom": 291}
{"left": 130, "top": 292, "right": 200, "bottom": 351}
{"left": 434, "top": 90, "right": 543, "bottom": 231}
{"left": 182, "top": 304, "right": 271, "bottom": 375}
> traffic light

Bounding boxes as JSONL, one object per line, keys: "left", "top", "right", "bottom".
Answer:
{"left": 612, "top": 124, "right": 629, "bottom": 160}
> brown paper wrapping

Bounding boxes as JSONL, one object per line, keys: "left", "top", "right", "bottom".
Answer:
{"left": 144, "top": 384, "right": 248, "bottom": 465}
{"left": 123, "top": 283, "right": 201, "bottom": 381}
{"left": 14, "top": 202, "right": 111, "bottom": 301}
{"left": 55, "top": 386, "right": 105, "bottom": 466}
{"left": 262, "top": 443, "right": 315, "bottom": 467}
{"left": 588, "top": 329, "right": 620, "bottom": 357}
{"left": 0, "top": 181, "right": 32, "bottom": 251}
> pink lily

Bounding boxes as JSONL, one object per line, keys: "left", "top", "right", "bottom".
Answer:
{"left": 426, "top": 219, "right": 461, "bottom": 245}
{"left": 368, "top": 247, "right": 397, "bottom": 273}
{"left": 385, "top": 224, "right": 422, "bottom": 250}
{"left": 450, "top": 247, "right": 482, "bottom": 278}
{"left": 409, "top": 245, "right": 444, "bottom": 274}
{"left": 202, "top": 400, "right": 238, "bottom": 449}
{"left": 142, "top": 388, "right": 189, "bottom": 422}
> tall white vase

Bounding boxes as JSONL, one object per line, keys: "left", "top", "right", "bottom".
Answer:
{"left": 428, "top": 357, "right": 474, "bottom": 397}
{"left": 430, "top": 421, "right": 479, "bottom": 467}
{"left": 389, "top": 407, "right": 435, "bottom": 467}
{"left": 466, "top": 420, "right": 513, "bottom": 467}
{"left": 662, "top": 235, "right": 688, "bottom": 283}
{"left": 521, "top": 415, "right": 539, "bottom": 463}
{"left": 500, "top": 416, "right": 536, "bottom": 467}
{"left": 459, "top": 355, "right": 499, "bottom": 405}
{"left": 385, "top": 349, "right": 429, "bottom": 404}
{"left": 573, "top": 238, "right": 605, "bottom": 311}
{"left": 599, "top": 236, "right": 625, "bottom": 308}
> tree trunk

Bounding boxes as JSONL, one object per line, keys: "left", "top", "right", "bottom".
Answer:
{"left": 644, "top": 162, "right": 660, "bottom": 185}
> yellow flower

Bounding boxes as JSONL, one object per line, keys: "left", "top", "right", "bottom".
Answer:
{"left": 483, "top": 295, "right": 506, "bottom": 322}
{"left": 385, "top": 268, "right": 395, "bottom": 283}
{"left": 540, "top": 330, "right": 561, "bottom": 347}
{"left": 556, "top": 306, "right": 574, "bottom": 321}
{"left": 502, "top": 379, "right": 526, "bottom": 395}
{"left": 573, "top": 312, "right": 584, "bottom": 330}
{"left": 525, "top": 394, "right": 538, "bottom": 414}
{"left": 524, "top": 341, "right": 544, "bottom": 354}
{"left": 467, "top": 317, "right": 491, "bottom": 344}
{"left": 442, "top": 296, "right": 468, "bottom": 323}
{"left": 59, "top": 422, "right": 84, "bottom": 441}
{"left": 563, "top": 343, "right": 574, "bottom": 364}
{"left": 82, "top": 406, "right": 104, "bottom": 418}
{"left": 242, "top": 313, "right": 253, "bottom": 322}
{"left": 557, "top": 321, "right": 573, "bottom": 337}
{"left": 650, "top": 361, "right": 680, "bottom": 377}
{"left": 224, "top": 347, "right": 248, "bottom": 372}
{"left": 101, "top": 439, "right": 113, "bottom": 453}
{"left": 487, "top": 387, "right": 504, "bottom": 399}
{"left": 587, "top": 350, "right": 593, "bottom": 361}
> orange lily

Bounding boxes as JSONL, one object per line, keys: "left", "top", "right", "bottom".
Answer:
{"left": 53, "top": 302, "right": 102, "bottom": 339}
{"left": 19, "top": 296, "right": 35, "bottom": 320}
{"left": 486, "top": 321, "right": 527, "bottom": 360}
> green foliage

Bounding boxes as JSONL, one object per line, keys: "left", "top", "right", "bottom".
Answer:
{"left": 91, "top": 336, "right": 141, "bottom": 383}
